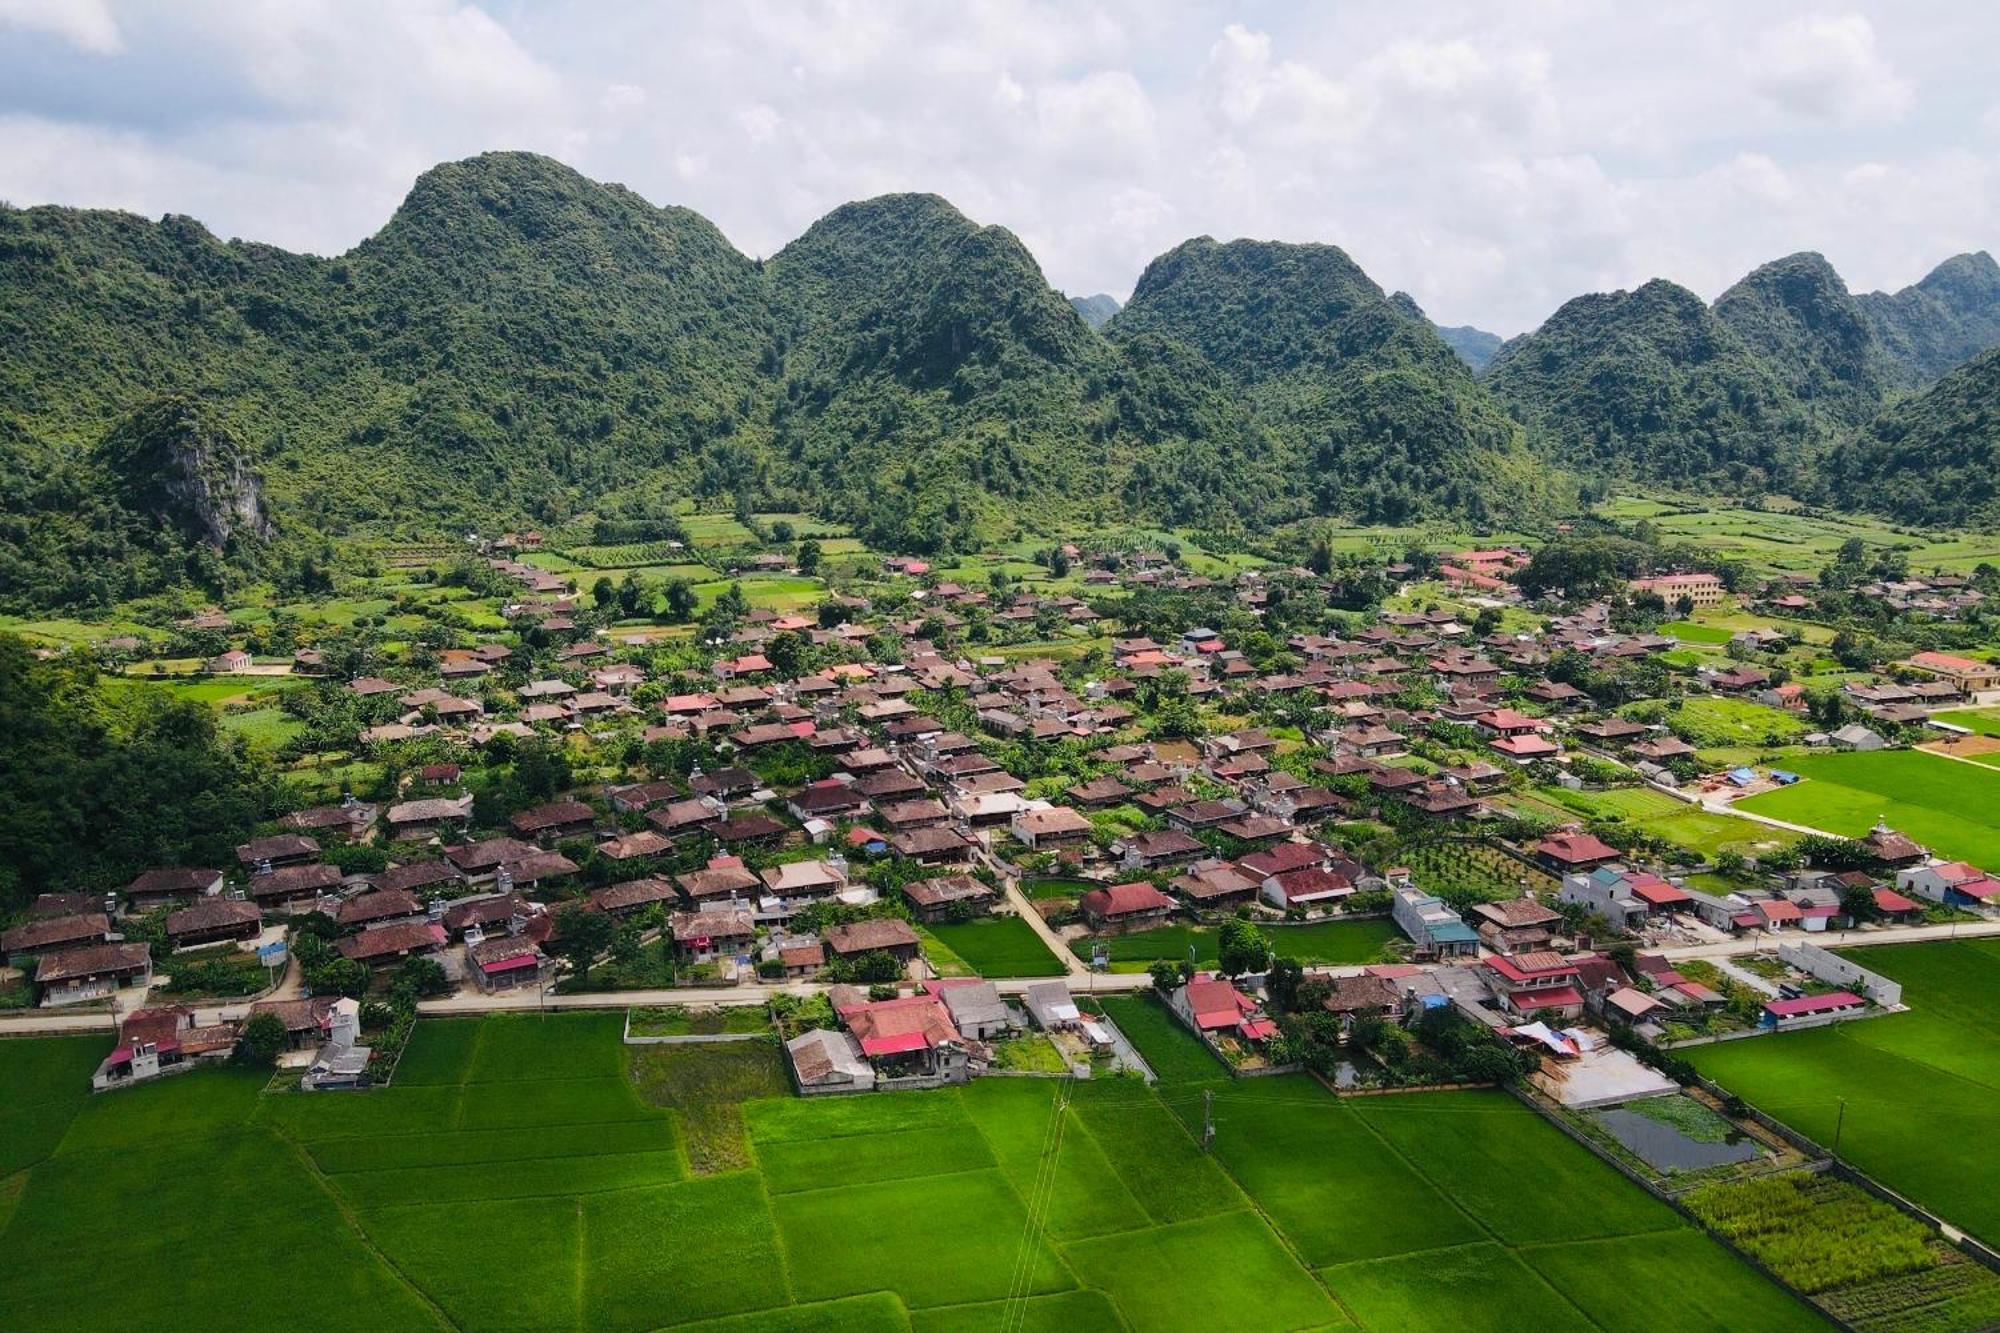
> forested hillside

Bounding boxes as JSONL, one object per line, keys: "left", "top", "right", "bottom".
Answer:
{"left": 1485, "top": 279, "right": 1815, "bottom": 493}
{"left": 1828, "top": 345, "right": 2000, "bottom": 528}
{"left": 1712, "top": 252, "right": 1897, "bottom": 430}
{"left": 1855, "top": 251, "right": 2000, "bottom": 385}
{"left": 1111, "top": 239, "right": 1562, "bottom": 523}
{"left": 4, "top": 149, "right": 2000, "bottom": 612}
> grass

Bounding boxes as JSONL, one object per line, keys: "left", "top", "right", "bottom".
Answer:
{"left": 1096, "top": 993, "right": 1230, "bottom": 1083}
{"left": 1736, "top": 749, "right": 2000, "bottom": 868}
{"left": 1932, "top": 706, "right": 2000, "bottom": 738}
{"left": 1635, "top": 695, "right": 1809, "bottom": 748}
{"left": 1021, "top": 876, "right": 1096, "bottom": 900}
{"left": 1688, "top": 939, "right": 2000, "bottom": 1247}
{"left": 0, "top": 1002, "right": 1823, "bottom": 1330}
{"left": 626, "top": 1005, "right": 771, "bottom": 1037}
{"left": 1534, "top": 783, "right": 1803, "bottom": 859}
{"left": 629, "top": 1039, "right": 789, "bottom": 1174}
{"left": 923, "top": 916, "right": 1067, "bottom": 977}
{"left": 1077, "top": 918, "right": 1399, "bottom": 972}
{"left": 989, "top": 1033, "right": 1071, "bottom": 1073}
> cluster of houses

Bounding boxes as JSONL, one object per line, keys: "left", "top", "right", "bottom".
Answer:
{"left": 785, "top": 977, "right": 1110, "bottom": 1093}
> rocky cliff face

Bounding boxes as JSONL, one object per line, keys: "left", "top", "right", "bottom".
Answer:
{"left": 97, "top": 395, "right": 272, "bottom": 548}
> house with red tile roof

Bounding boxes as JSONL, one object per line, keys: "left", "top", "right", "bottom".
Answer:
{"left": 1171, "top": 972, "right": 1277, "bottom": 1047}
{"left": 1078, "top": 881, "right": 1175, "bottom": 932}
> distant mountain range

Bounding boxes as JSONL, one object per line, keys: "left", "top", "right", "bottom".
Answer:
{"left": 1067, "top": 292, "right": 1121, "bottom": 329}
{"left": 2, "top": 149, "right": 1998, "bottom": 610}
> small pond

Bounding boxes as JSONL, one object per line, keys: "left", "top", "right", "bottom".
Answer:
{"left": 1590, "top": 1103, "right": 1762, "bottom": 1172}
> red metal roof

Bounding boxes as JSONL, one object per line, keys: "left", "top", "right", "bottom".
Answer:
{"left": 1765, "top": 991, "right": 1863, "bottom": 1018}
{"left": 1509, "top": 986, "right": 1584, "bottom": 1011}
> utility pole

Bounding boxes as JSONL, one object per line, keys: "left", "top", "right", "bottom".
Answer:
{"left": 1201, "top": 1088, "right": 1215, "bottom": 1153}
{"left": 1833, "top": 1097, "right": 1847, "bottom": 1160}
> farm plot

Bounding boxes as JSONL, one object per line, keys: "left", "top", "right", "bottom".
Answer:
{"left": 1689, "top": 939, "right": 2000, "bottom": 1248}
{"left": 1685, "top": 1172, "right": 2000, "bottom": 1332}
{"left": 922, "top": 916, "right": 1066, "bottom": 976}
{"left": 1735, "top": 750, "right": 2000, "bottom": 869}
{"left": 1076, "top": 918, "right": 1397, "bottom": 972}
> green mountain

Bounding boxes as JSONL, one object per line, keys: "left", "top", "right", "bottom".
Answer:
{"left": 1855, "top": 251, "right": 2000, "bottom": 385}
{"left": 1828, "top": 345, "right": 2000, "bottom": 528}
{"left": 1712, "top": 251, "right": 1896, "bottom": 429}
{"left": 1109, "top": 239, "right": 1559, "bottom": 523}
{"left": 1067, "top": 292, "right": 1121, "bottom": 329}
{"left": 0, "top": 152, "right": 779, "bottom": 608}
{"left": 1485, "top": 279, "right": 1812, "bottom": 492}
{"left": 764, "top": 193, "right": 1168, "bottom": 550}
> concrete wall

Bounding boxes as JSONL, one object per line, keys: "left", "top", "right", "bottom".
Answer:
{"left": 1776, "top": 941, "right": 1903, "bottom": 1007}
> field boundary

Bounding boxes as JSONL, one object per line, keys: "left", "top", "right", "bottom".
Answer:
{"left": 1689, "top": 1070, "right": 2000, "bottom": 1278}
{"left": 1506, "top": 1083, "right": 1849, "bottom": 1330}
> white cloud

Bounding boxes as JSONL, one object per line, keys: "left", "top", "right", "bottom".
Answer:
{"left": 0, "top": 0, "right": 120, "bottom": 53}
{"left": 0, "top": 1, "right": 1990, "bottom": 333}
{"left": 1750, "top": 13, "right": 1912, "bottom": 124}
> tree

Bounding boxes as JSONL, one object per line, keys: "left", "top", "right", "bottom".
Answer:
{"left": 235, "top": 1010, "right": 288, "bottom": 1067}
{"left": 1840, "top": 882, "right": 1880, "bottom": 924}
{"left": 552, "top": 904, "right": 615, "bottom": 983}
{"left": 592, "top": 576, "right": 616, "bottom": 609}
{"left": 1216, "top": 918, "right": 1269, "bottom": 977}
{"left": 663, "top": 579, "right": 698, "bottom": 622}
{"left": 306, "top": 956, "right": 370, "bottom": 999}
{"left": 1265, "top": 955, "right": 1305, "bottom": 1011}
{"left": 796, "top": 538, "right": 822, "bottom": 575}
{"left": 392, "top": 956, "right": 451, "bottom": 999}
{"left": 1149, "top": 960, "right": 1182, "bottom": 996}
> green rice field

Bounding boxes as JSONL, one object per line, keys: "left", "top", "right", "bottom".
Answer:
{"left": 1520, "top": 785, "right": 1800, "bottom": 860}
{"left": 921, "top": 916, "right": 1067, "bottom": 977}
{"left": 1073, "top": 918, "right": 1400, "bottom": 973}
{"left": 0, "top": 1003, "right": 1822, "bottom": 1330}
{"left": 1735, "top": 750, "right": 2000, "bottom": 869}
{"left": 1687, "top": 939, "right": 2000, "bottom": 1249}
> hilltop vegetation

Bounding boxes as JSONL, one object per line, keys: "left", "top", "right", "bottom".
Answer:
{"left": 1827, "top": 345, "right": 2000, "bottom": 528}
{"left": 1111, "top": 238, "right": 1561, "bottom": 525}
{"left": 1485, "top": 279, "right": 1815, "bottom": 493}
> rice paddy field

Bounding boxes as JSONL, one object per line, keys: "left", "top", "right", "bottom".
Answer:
{"left": 1687, "top": 939, "right": 2000, "bottom": 1250}
{"left": 1515, "top": 785, "right": 1801, "bottom": 861}
{"left": 919, "top": 916, "right": 1067, "bottom": 977}
{"left": 1593, "top": 497, "right": 2000, "bottom": 577}
{"left": 0, "top": 1004, "right": 1823, "bottom": 1331}
{"left": 1734, "top": 750, "right": 2000, "bottom": 869}
{"left": 1073, "top": 918, "right": 1400, "bottom": 973}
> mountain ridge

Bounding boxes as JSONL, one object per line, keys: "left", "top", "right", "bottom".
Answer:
{"left": 3, "top": 148, "right": 1999, "bottom": 612}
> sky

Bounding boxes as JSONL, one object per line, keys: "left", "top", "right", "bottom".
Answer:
{"left": 1, "top": 0, "right": 1995, "bottom": 334}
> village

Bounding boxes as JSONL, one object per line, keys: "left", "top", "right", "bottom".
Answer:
{"left": 7, "top": 533, "right": 1996, "bottom": 1106}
